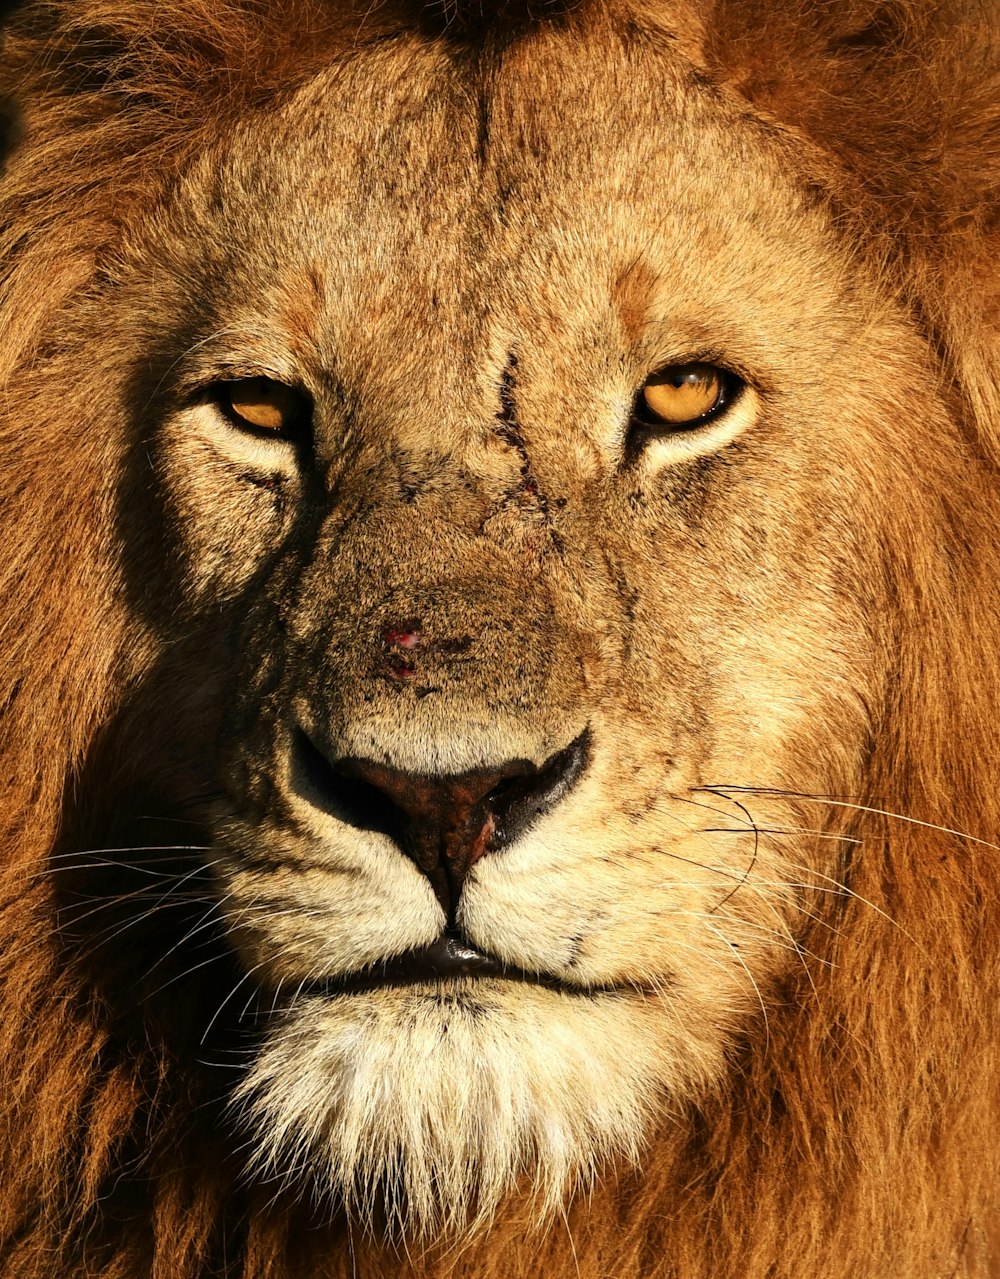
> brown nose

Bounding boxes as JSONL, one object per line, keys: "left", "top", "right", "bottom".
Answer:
{"left": 295, "top": 731, "right": 589, "bottom": 917}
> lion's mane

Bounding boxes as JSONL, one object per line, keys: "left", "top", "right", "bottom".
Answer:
{"left": 2, "top": 2, "right": 1000, "bottom": 1276}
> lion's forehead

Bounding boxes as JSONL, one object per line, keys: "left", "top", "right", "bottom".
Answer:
{"left": 179, "top": 24, "right": 844, "bottom": 405}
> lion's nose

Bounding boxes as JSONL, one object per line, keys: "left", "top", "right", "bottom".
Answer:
{"left": 296, "top": 730, "right": 589, "bottom": 918}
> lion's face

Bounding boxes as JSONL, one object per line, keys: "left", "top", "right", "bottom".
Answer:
{"left": 110, "top": 20, "right": 937, "bottom": 1236}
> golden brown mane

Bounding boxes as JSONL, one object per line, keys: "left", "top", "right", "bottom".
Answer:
{"left": 2, "top": 2, "right": 1000, "bottom": 1275}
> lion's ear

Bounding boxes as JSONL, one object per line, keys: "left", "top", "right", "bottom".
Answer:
{"left": 706, "top": 0, "right": 1000, "bottom": 459}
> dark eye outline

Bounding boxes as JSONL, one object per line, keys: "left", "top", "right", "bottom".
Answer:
{"left": 211, "top": 377, "right": 313, "bottom": 442}
{"left": 630, "top": 362, "right": 744, "bottom": 432}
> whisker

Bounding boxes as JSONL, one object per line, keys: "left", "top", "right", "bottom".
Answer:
{"left": 200, "top": 953, "right": 276, "bottom": 1045}
{"left": 56, "top": 883, "right": 208, "bottom": 936}
{"left": 46, "top": 844, "right": 214, "bottom": 862}
{"left": 145, "top": 950, "right": 235, "bottom": 1001}
{"left": 698, "top": 786, "right": 760, "bottom": 913}
{"left": 700, "top": 918, "right": 771, "bottom": 1049}
{"left": 86, "top": 895, "right": 218, "bottom": 948}
{"left": 683, "top": 788, "right": 910, "bottom": 936}
{"left": 7, "top": 847, "right": 217, "bottom": 889}
{"left": 58, "top": 856, "right": 222, "bottom": 936}
{"left": 142, "top": 892, "right": 240, "bottom": 977}
{"left": 671, "top": 907, "right": 830, "bottom": 970}
{"left": 705, "top": 786, "right": 1000, "bottom": 852}
{"left": 702, "top": 826, "right": 862, "bottom": 845}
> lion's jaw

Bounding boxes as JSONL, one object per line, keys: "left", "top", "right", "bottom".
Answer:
{"left": 217, "top": 527, "right": 773, "bottom": 1235}
{"left": 121, "top": 18, "right": 923, "bottom": 1240}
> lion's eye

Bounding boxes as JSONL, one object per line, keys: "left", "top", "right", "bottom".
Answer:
{"left": 634, "top": 363, "right": 739, "bottom": 429}
{"left": 218, "top": 378, "right": 308, "bottom": 436}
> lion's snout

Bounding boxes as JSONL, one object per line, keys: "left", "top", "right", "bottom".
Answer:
{"left": 272, "top": 516, "right": 600, "bottom": 775}
{"left": 292, "top": 728, "right": 590, "bottom": 917}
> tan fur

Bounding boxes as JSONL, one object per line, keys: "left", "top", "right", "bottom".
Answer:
{"left": 3, "top": 1, "right": 1000, "bottom": 1275}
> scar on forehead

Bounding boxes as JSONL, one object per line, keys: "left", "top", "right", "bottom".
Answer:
{"left": 496, "top": 353, "right": 524, "bottom": 442}
{"left": 613, "top": 260, "right": 660, "bottom": 345}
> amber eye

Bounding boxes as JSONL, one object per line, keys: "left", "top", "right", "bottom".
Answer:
{"left": 218, "top": 377, "right": 307, "bottom": 436}
{"left": 635, "top": 363, "right": 737, "bottom": 429}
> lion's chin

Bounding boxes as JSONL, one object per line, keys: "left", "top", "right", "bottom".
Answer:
{"left": 234, "top": 980, "right": 707, "bottom": 1239}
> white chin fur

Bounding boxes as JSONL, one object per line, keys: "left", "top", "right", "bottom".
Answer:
{"left": 235, "top": 980, "right": 704, "bottom": 1239}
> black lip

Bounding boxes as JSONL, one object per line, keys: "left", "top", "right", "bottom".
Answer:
{"left": 313, "top": 933, "right": 570, "bottom": 996}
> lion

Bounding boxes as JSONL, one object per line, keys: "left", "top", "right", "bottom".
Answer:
{"left": 2, "top": 0, "right": 1000, "bottom": 1275}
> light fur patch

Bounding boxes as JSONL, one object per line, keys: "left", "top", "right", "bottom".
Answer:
{"left": 235, "top": 982, "right": 687, "bottom": 1239}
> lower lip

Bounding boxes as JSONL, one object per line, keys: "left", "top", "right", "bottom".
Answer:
{"left": 313, "top": 934, "right": 575, "bottom": 997}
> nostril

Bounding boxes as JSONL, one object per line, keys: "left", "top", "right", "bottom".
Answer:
{"left": 487, "top": 730, "right": 590, "bottom": 849}
{"left": 291, "top": 730, "right": 409, "bottom": 848}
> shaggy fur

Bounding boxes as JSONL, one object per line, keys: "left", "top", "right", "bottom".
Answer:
{"left": 2, "top": 1, "right": 1000, "bottom": 1276}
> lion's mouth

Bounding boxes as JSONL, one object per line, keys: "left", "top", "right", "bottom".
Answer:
{"left": 312, "top": 932, "right": 580, "bottom": 996}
